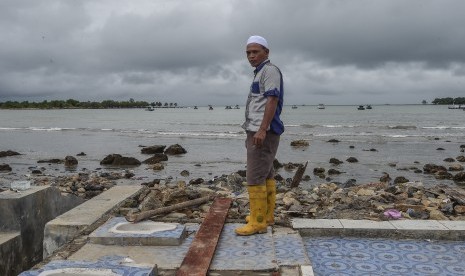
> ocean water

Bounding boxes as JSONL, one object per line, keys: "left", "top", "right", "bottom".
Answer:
{"left": 0, "top": 105, "right": 464, "bottom": 188}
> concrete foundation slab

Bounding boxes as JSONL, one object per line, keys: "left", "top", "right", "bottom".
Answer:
{"left": 293, "top": 218, "right": 464, "bottom": 240}
{"left": 438, "top": 220, "right": 465, "bottom": 230}
{"left": 71, "top": 224, "right": 313, "bottom": 274}
{"left": 70, "top": 224, "right": 200, "bottom": 271}
{"left": 291, "top": 219, "right": 343, "bottom": 237}
{"left": 339, "top": 219, "right": 396, "bottom": 238}
{"left": 0, "top": 231, "right": 22, "bottom": 276}
{"left": 1, "top": 186, "right": 84, "bottom": 276}
{"left": 18, "top": 255, "right": 157, "bottom": 276}
{"left": 389, "top": 219, "right": 451, "bottom": 239}
{"left": 43, "top": 185, "right": 145, "bottom": 258}
{"left": 438, "top": 220, "right": 465, "bottom": 240}
{"left": 89, "top": 217, "right": 185, "bottom": 246}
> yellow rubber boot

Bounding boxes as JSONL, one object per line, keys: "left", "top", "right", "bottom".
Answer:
{"left": 265, "top": 178, "right": 276, "bottom": 225}
{"left": 235, "top": 185, "right": 268, "bottom": 236}
{"left": 245, "top": 179, "right": 276, "bottom": 225}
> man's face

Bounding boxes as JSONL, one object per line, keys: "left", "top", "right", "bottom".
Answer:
{"left": 246, "top": 43, "right": 269, "bottom": 67}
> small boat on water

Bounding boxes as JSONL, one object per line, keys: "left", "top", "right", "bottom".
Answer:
{"left": 234, "top": 105, "right": 240, "bottom": 109}
{"left": 357, "top": 105, "right": 365, "bottom": 110}
{"left": 317, "top": 104, "right": 325, "bottom": 109}
{"left": 225, "top": 105, "right": 232, "bottom": 109}
{"left": 193, "top": 106, "right": 198, "bottom": 109}
{"left": 366, "top": 105, "right": 372, "bottom": 109}
{"left": 145, "top": 106, "right": 154, "bottom": 111}
{"left": 209, "top": 105, "right": 213, "bottom": 110}
{"left": 291, "top": 105, "right": 298, "bottom": 109}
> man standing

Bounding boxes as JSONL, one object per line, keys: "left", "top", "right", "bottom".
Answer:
{"left": 235, "top": 35, "right": 284, "bottom": 236}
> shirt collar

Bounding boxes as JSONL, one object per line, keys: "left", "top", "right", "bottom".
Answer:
{"left": 254, "top": 59, "right": 270, "bottom": 75}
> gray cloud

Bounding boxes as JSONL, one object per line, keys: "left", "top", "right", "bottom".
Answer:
{"left": 1, "top": 0, "right": 464, "bottom": 105}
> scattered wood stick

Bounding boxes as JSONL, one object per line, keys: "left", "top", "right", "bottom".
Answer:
{"left": 125, "top": 195, "right": 215, "bottom": 223}
{"left": 290, "top": 161, "right": 308, "bottom": 188}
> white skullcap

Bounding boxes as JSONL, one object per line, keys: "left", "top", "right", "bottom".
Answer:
{"left": 246, "top": 35, "right": 268, "bottom": 48}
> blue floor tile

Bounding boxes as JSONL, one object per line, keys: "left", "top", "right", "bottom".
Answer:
{"left": 303, "top": 237, "right": 465, "bottom": 276}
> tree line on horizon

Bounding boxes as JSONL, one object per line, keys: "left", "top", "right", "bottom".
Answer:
{"left": 431, "top": 97, "right": 465, "bottom": 105}
{"left": 0, "top": 98, "right": 179, "bottom": 109}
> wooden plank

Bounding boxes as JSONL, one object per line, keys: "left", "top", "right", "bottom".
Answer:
{"left": 176, "top": 197, "right": 232, "bottom": 276}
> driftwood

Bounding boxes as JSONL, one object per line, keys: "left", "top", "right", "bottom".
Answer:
{"left": 438, "top": 184, "right": 465, "bottom": 205}
{"left": 290, "top": 161, "right": 308, "bottom": 188}
{"left": 125, "top": 195, "right": 215, "bottom": 223}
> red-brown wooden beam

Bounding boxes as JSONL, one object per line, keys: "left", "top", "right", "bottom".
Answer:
{"left": 176, "top": 197, "right": 232, "bottom": 276}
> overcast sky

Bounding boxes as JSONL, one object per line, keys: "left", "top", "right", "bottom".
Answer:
{"left": 1, "top": 0, "right": 464, "bottom": 106}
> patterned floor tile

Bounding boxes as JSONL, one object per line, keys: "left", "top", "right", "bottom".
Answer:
{"left": 210, "top": 223, "right": 277, "bottom": 271}
{"left": 273, "top": 229, "right": 311, "bottom": 266}
{"left": 304, "top": 237, "right": 465, "bottom": 276}
{"left": 19, "top": 255, "right": 156, "bottom": 276}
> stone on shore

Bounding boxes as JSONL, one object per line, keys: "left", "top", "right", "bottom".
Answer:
{"left": 141, "top": 145, "right": 166, "bottom": 154}
{"left": 346, "top": 157, "right": 358, "bottom": 163}
{"left": 449, "top": 164, "right": 464, "bottom": 171}
{"left": 151, "top": 163, "right": 164, "bottom": 171}
{"left": 64, "top": 156, "right": 78, "bottom": 167}
{"left": 329, "top": 158, "right": 343, "bottom": 165}
{"left": 0, "top": 164, "right": 12, "bottom": 172}
{"left": 0, "top": 150, "right": 21, "bottom": 157}
{"left": 290, "top": 140, "right": 309, "bottom": 147}
{"left": 100, "top": 154, "right": 141, "bottom": 166}
{"left": 37, "top": 159, "right": 63, "bottom": 164}
{"left": 164, "top": 144, "right": 187, "bottom": 155}
{"left": 393, "top": 176, "right": 409, "bottom": 184}
{"left": 143, "top": 153, "right": 168, "bottom": 164}
{"left": 454, "top": 172, "right": 465, "bottom": 182}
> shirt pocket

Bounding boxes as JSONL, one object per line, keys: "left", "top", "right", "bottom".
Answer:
{"left": 250, "top": 81, "right": 260, "bottom": 94}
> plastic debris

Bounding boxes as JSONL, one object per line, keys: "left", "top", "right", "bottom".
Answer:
{"left": 383, "top": 209, "right": 402, "bottom": 219}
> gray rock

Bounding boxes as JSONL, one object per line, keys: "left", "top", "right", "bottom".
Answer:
{"left": 165, "top": 144, "right": 187, "bottom": 155}
{"left": 346, "top": 157, "right": 358, "bottom": 163}
{"left": 0, "top": 150, "right": 21, "bottom": 158}
{"left": 328, "top": 169, "right": 342, "bottom": 175}
{"left": 100, "top": 154, "right": 141, "bottom": 166}
{"left": 454, "top": 172, "right": 465, "bottom": 182}
{"left": 343, "top": 179, "right": 357, "bottom": 188}
{"left": 142, "top": 153, "right": 168, "bottom": 164}
{"left": 290, "top": 140, "right": 309, "bottom": 147}
{"left": 423, "top": 163, "right": 447, "bottom": 174}
{"left": 393, "top": 176, "right": 409, "bottom": 184}
{"left": 329, "top": 158, "right": 343, "bottom": 165}
{"left": 449, "top": 164, "right": 464, "bottom": 171}
{"left": 313, "top": 167, "right": 325, "bottom": 174}
{"left": 64, "top": 156, "right": 78, "bottom": 167}
{"left": 38, "top": 159, "right": 62, "bottom": 164}
{"left": 141, "top": 145, "right": 166, "bottom": 154}
{"left": 0, "top": 164, "right": 12, "bottom": 172}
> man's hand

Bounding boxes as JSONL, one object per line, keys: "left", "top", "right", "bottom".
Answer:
{"left": 253, "top": 96, "right": 278, "bottom": 146}
{"left": 253, "top": 129, "right": 267, "bottom": 146}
